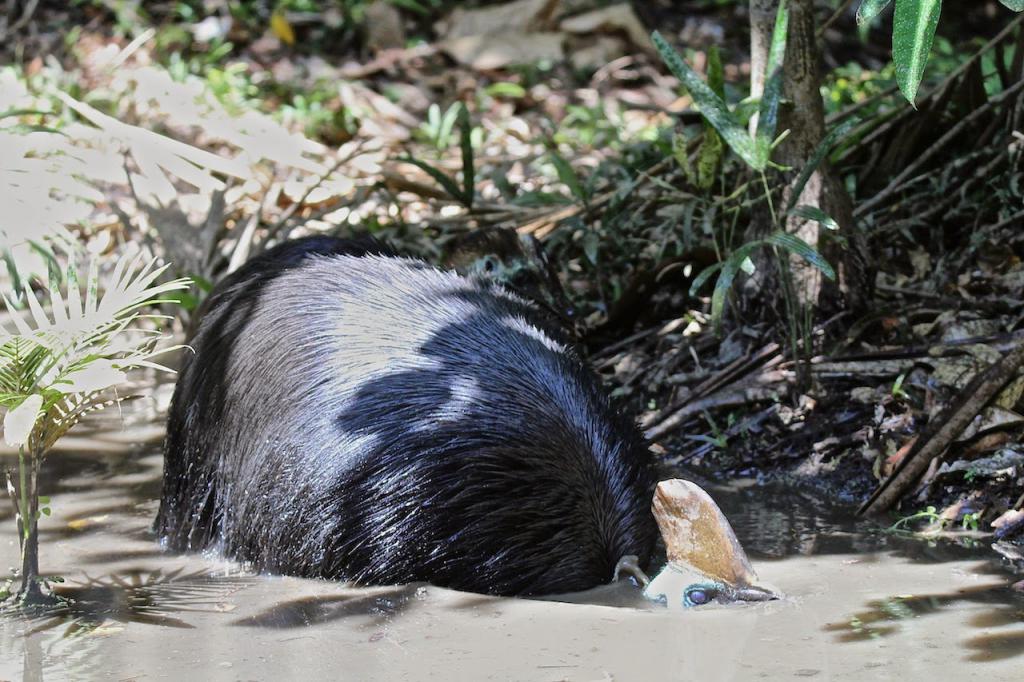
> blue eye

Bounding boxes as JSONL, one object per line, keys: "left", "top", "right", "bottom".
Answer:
{"left": 684, "top": 585, "right": 717, "bottom": 607}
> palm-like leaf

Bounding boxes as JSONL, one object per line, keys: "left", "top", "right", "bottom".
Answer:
{"left": 0, "top": 250, "right": 189, "bottom": 452}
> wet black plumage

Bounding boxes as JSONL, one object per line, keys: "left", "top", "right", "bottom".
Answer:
{"left": 157, "top": 236, "right": 656, "bottom": 595}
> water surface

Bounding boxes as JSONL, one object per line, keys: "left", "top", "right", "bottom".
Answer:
{"left": 1, "top": 395, "right": 1022, "bottom": 681}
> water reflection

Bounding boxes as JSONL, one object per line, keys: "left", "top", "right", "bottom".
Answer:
{"left": 824, "top": 582, "right": 1024, "bottom": 661}
{"left": 708, "top": 482, "right": 1015, "bottom": 566}
{"left": 22, "top": 567, "right": 254, "bottom": 635}
{"left": 234, "top": 584, "right": 422, "bottom": 628}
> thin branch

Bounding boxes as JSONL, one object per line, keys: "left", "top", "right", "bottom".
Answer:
{"left": 855, "top": 77, "right": 1024, "bottom": 217}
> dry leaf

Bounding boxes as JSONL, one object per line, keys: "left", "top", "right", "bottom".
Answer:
{"left": 270, "top": 11, "right": 296, "bottom": 46}
{"left": 438, "top": 0, "right": 560, "bottom": 40}
{"left": 442, "top": 33, "right": 565, "bottom": 70}
{"left": 560, "top": 3, "right": 653, "bottom": 52}
{"left": 365, "top": 1, "right": 406, "bottom": 51}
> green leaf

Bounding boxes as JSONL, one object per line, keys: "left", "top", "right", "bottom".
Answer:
{"left": 485, "top": 82, "right": 527, "bottom": 99}
{"left": 583, "top": 231, "right": 600, "bottom": 265}
{"left": 689, "top": 261, "right": 724, "bottom": 296}
{"left": 400, "top": 156, "right": 465, "bottom": 204}
{"left": 0, "top": 108, "right": 54, "bottom": 120}
{"left": 790, "top": 205, "right": 840, "bottom": 230}
{"left": 755, "top": 69, "right": 784, "bottom": 165}
{"left": 857, "top": 0, "right": 894, "bottom": 26}
{"left": 998, "top": 0, "right": 1024, "bottom": 10}
{"left": 696, "top": 126, "right": 724, "bottom": 190}
{"left": 711, "top": 243, "right": 760, "bottom": 321}
{"left": 766, "top": 0, "right": 789, "bottom": 77}
{"left": 696, "top": 47, "right": 725, "bottom": 190}
{"left": 765, "top": 232, "right": 836, "bottom": 281}
{"left": 549, "top": 151, "right": 586, "bottom": 202}
{"left": 1, "top": 249, "right": 22, "bottom": 303}
{"left": 438, "top": 104, "right": 459, "bottom": 147}
{"left": 387, "top": 0, "right": 430, "bottom": 14}
{"left": 892, "top": 0, "right": 942, "bottom": 105}
{"left": 672, "top": 131, "right": 693, "bottom": 180}
{"left": 706, "top": 45, "right": 725, "bottom": 99}
{"left": 786, "top": 117, "right": 860, "bottom": 212}
{"left": 457, "top": 104, "right": 475, "bottom": 208}
{"left": 754, "top": 1, "right": 788, "bottom": 164}
{"left": 652, "top": 31, "right": 760, "bottom": 169}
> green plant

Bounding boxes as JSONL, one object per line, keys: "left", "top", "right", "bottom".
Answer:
{"left": 653, "top": 4, "right": 839, "bottom": 330}
{"left": 402, "top": 103, "right": 476, "bottom": 208}
{"left": 960, "top": 511, "right": 981, "bottom": 531}
{"left": 653, "top": 1, "right": 787, "bottom": 174}
{"left": 685, "top": 411, "right": 730, "bottom": 450}
{"left": 889, "top": 505, "right": 940, "bottom": 530}
{"left": 0, "top": 251, "right": 188, "bottom": 607}
{"left": 856, "top": 0, "right": 1024, "bottom": 104}
{"left": 891, "top": 372, "right": 909, "bottom": 399}
{"left": 417, "top": 102, "right": 462, "bottom": 152}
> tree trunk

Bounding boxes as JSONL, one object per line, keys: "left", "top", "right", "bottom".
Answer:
{"left": 15, "top": 448, "right": 51, "bottom": 607}
{"left": 777, "top": 0, "right": 870, "bottom": 315}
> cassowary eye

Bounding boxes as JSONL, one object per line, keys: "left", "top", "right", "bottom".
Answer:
{"left": 685, "top": 585, "right": 717, "bottom": 607}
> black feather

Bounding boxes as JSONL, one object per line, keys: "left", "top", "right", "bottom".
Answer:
{"left": 157, "top": 236, "right": 656, "bottom": 596}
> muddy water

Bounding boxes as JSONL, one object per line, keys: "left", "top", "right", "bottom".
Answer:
{"left": 1, "top": 389, "right": 1023, "bottom": 681}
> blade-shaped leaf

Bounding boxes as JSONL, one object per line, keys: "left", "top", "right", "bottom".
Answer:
{"left": 755, "top": 1, "right": 788, "bottom": 161}
{"left": 457, "top": 104, "right": 475, "bottom": 208}
{"left": 652, "top": 31, "right": 759, "bottom": 168}
{"left": 2, "top": 294, "right": 34, "bottom": 337}
{"left": 4, "top": 393, "right": 42, "bottom": 447}
{"left": 893, "top": 0, "right": 943, "bottom": 105}
{"left": 65, "top": 261, "right": 82, "bottom": 322}
{"left": 399, "top": 156, "right": 465, "bottom": 204}
{"left": 689, "top": 261, "right": 725, "bottom": 296}
{"left": 790, "top": 205, "right": 840, "bottom": 231}
{"left": 857, "top": 0, "right": 894, "bottom": 26}
{"left": 755, "top": 68, "right": 784, "bottom": 164}
{"left": 58, "top": 359, "right": 127, "bottom": 394}
{"left": 2, "top": 249, "right": 22, "bottom": 302}
{"left": 765, "top": 232, "right": 836, "bottom": 280}
{"left": 711, "top": 242, "right": 761, "bottom": 321}
{"left": 998, "top": 1, "right": 1024, "bottom": 10}
{"left": 786, "top": 117, "right": 860, "bottom": 212}
{"left": 766, "top": 0, "right": 789, "bottom": 76}
{"left": 85, "top": 257, "right": 99, "bottom": 316}
{"left": 705, "top": 45, "right": 725, "bottom": 99}
{"left": 22, "top": 283, "right": 51, "bottom": 330}
{"left": 549, "top": 152, "right": 586, "bottom": 202}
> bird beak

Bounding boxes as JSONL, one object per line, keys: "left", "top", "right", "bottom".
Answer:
{"left": 732, "top": 584, "right": 778, "bottom": 602}
{"left": 651, "top": 479, "right": 780, "bottom": 604}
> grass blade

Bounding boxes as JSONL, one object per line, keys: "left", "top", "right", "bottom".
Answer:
{"left": 399, "top": 156, "right": 466, "bottom": 205}
{"left": 457, "top": 104, "right": 475, "bottom": 208}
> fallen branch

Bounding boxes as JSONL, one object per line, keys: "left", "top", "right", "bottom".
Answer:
{"left": 858, "top": 340, "right": 1024, "bottom": 516}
